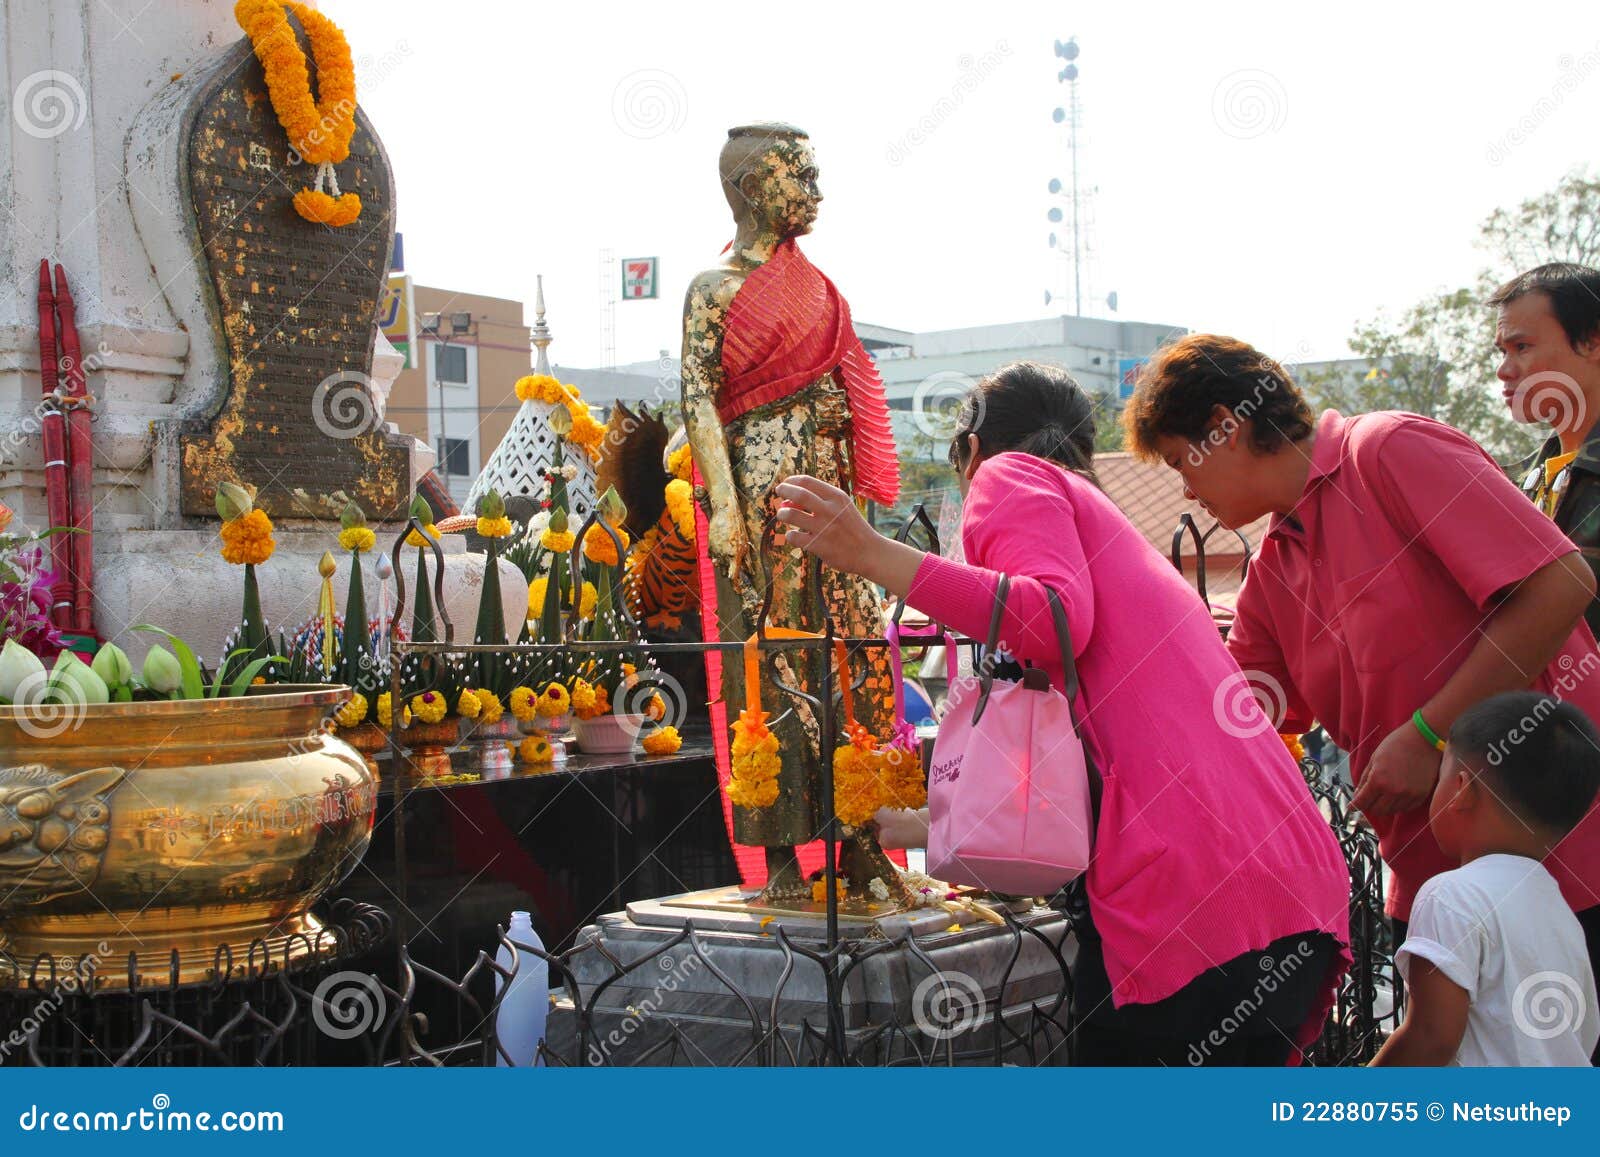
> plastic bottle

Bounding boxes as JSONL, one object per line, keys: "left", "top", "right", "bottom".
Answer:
{"left": 494, "top": 910, "right": 549, "bottom": 1067}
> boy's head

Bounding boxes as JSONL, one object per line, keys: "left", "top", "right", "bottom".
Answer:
{"left": 1432, "top": 692, "right": 1600, "bottom": 861}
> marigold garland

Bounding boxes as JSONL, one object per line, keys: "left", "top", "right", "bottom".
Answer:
{"left": 411, "top": 691, "right": 447, "bottom": 725}
{"left": 583, "top": 521, "right": 631, "bottom": 567}
{"left": 1281, "top": 732, "right": 1306, "bottom": 763}
{"left": 476, "top": 515, "right": 514, "bottom": 539}
{"left": 406, "top": 522, "right": 441, "bottom": 549}
{"left": 810, "top": 878, "right": 848, "bottom": 904}
{"left": 220, "top": 508, "right": 276, "bottom": 565}
{"left": 540, "top": 529, "right": 576, "bottom": 553}
{"left": 536, "top": 682, "right": 571, "bottom": 718}
{"left": 642, "top": 725, "right": 682, "bottom": 756}
{"left": 338, "top": 526, "right": 376, "bottom": 553}
{"left": 569, "top": 677, "right": 597, "bottom": 717}
{"left": 667, "top": 443, "right": 694, "bottom": 484}
{"left": 456, "top": 688, "right": 482, "bottom": 720}
{"left": 664, "top": 479, "right": 696, "bottom": 541}
{"left": 477, "top": 688, "right": 505, "bottom": 725}
{"left": 509, "top": 686, "right": 538, "bottom": 722}
{"left": 833, "top": 723, "right": 928, "bottom": 829}
{"left": 728, "top": 708, "right": 781, "bottom": 810}
{"left": 510, "top": 375, "right": 606, "bottom": 463}
{"left": 334, "top": 691, "right": 368, "bottom": 728}
{"left": 233, "top": 1, "right": 363, "bottom": 226}
{"left": 519, "top": 735, "right": 556, "bottom": 763}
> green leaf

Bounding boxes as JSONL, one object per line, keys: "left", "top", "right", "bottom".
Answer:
{"left": 226, "top": 654, "right": 287, "bottom": 699}
{"left": 130, "top": 624, "right": 205, "bottom": 700}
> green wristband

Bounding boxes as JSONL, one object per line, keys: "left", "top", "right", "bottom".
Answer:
{"left": 1412, "top": 709, "right": 1446, "bottom": 752}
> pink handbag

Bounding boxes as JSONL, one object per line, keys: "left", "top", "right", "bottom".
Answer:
{"left": 926, "top": 577, "right": 1099, "bottom": 895}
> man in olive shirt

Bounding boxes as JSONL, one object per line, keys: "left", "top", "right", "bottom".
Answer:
{"left": 1492, "top": 262, "right": 1600, "bottom": 637}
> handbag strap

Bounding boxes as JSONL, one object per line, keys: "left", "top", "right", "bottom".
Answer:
{"left": 886, "top": 620, "right": 956, "bottom": 747}
{"left": 1044, "top": 585, "right": 1103, "bottom": 821}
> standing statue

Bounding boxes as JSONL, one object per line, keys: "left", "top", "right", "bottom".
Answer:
{"left": 682, "top": 124, "right": 902, "bottom": 903}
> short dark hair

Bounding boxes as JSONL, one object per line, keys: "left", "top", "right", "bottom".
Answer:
{"left": 1449, "top": 691, "right": 1600, "bottom": 836}
{"left": 1487, "top": 262, "right": 1600, "bottom": 351}
{"left": 949, "top": 361, "right": 1100, "bottom": 486}
{"left": 1122, "top": 334, "right": 1316, "bottom": 461}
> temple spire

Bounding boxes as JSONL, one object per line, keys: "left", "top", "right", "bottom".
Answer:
{"left": 531, "top": 274, "right": 552, "bottom": 375}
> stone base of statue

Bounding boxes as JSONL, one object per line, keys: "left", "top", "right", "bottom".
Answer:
{"left": 544, "top": 886, "right": 1075, "bottom": 1066}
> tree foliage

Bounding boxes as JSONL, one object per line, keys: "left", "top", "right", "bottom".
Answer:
{"left": 1302, "top": 169, "right": 1600, "bottom": 465}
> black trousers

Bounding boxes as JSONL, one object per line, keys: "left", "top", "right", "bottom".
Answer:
{"left": 1067, "top": 894, "right": 1338, "bottom": 1066}
{"left": 1392, "top": 904, "right": 1600, "bottom": 1065}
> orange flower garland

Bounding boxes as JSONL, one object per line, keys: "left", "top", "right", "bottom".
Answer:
{"left": 583, "top": 520, "right": 631, "bottom": 567}
{"left": 728, "top": 708, "right": 781, "bottom": 809}
{"left": 220, "top": 508, "right": 276, "bottom": 565}
{"left": 234, "top": 0, "right": 362, "bottom": 226}
{"left": 511, "top": 375, "right": 606, "bottom": 463}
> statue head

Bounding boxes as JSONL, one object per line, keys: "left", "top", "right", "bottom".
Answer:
{"left": 720, "top": 123, "right": 821, "bottom": 239}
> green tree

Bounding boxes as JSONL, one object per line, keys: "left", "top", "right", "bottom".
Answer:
{"left": 1303, "top": 170, "right": 1600, "bottom": 465}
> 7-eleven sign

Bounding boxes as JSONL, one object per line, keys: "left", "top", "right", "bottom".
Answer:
{"left": 621, "top": 257, "right": 658, "bottom": 300}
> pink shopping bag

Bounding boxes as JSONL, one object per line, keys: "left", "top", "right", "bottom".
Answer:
{"left": 927, "top": 578, "right": 1098, "bottom": 895}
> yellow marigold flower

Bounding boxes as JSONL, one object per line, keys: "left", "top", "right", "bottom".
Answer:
{"left": 220, "top": 508, "right": 275, "bottom": 565}
{"left": 622, "top": 662, "right": 637, "bottom": 678}
{"left": 514, "top": 374, "right": 567, "bottom": 405}
{"left": 411, "top": 691, "right": 447, "bottom": 725}
{"left": 641, "top": 725, "right": 682, "bottom": 756}
{"left": 377, "top": 692, "right": 409, "bottom": 729}
{"left": 477, "top": 688, "right": 504, "bottom": 725}
{"left": 667, "top": 443, "right": 694, "bottom": 483}
{"left": 338, "top": 526, "right": 376, "bottom": 553}
{"left": 583, "top": 521, "right": 631, "bottom": 567}
{"left": 570, "top": 678, "right": 597, "bottom": 716}
{"left": 810, "top": 879, "right": 847, "bottom": 904}
{"left": 334, "top": 692, "right": 368, "bottom": 729}
{"left": 457, "top": 688, "right": 482, "bottom": 719}
{"left": 664, "top": 479, "right": 696, "bottom": 541}
{"left": 1281, "top": 733, "right": 1306, "bottom": 763}
{"left": 536, "top": 682, "right": 570, "bottom": 717}
{"left": 509, "top": 686, "right": 538, "bottom": 722}
{"left": 578, "top": 580, "right": 597, "bottom": 621}
{"left": 476, "top": 515, "right": 513, "bottom": 539}
{"left": 540, "top": 529, "right": 576, "bottom": 553}
{"left": 251, "top": 675, "right": 268, "bottom": 686}
{"left": 527, "top": 576, "right": 548, "bottom": 615}
{"left": 519, "top": 735, "right": 556, "bottom": 763}
{"left": 405, "top": 523, "right": 440, "bottom": 549}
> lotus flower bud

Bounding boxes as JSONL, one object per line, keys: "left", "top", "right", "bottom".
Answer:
{"left": 477, "top": 489, "right": 506, "bottom": 520}
{"left": 52, "top": 651, "right": 108, "bottom": 705}
{"left": 142, "top": 645, "right": 183, "bottom": 694}
{"left": 546, "top": 404, "right": 574, "bottom": 436}
{"left": 318, "top": 550, "right": 338, "bottom": 579}
{"left": 408, "top": 493, "right": 432, "bottom": 523}
{"left": 91, "top": 642, "right": 133, "bottom": 689}
{"left": 597, "top": 485, "right": 628, "bottom": 526}
{"left": 215, "top": 481, "right": 254, "bottom": 521}
{"left": 0, "top": 638, "right": 46, "bottom": 703}
{"left": 340, "top": 500, "right": 368, "bottom": 530}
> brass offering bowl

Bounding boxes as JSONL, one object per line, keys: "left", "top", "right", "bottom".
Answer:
{"left": 0, "top": 685, "right": 376, "bottom": 988}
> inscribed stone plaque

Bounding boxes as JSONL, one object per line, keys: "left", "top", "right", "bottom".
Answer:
{"left": 180, "top": 29, "right": 410, "bottom": 520}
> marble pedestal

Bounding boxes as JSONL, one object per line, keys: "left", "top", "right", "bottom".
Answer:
{"left": 545, "top": 886, "right": 1076, "bottom": 1067}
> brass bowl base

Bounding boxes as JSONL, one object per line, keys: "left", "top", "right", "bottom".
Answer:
{"left": 0, "top": 907, "right": 336, "bottom": 990}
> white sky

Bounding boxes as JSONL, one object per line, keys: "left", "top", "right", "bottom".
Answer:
{"left": 324, "top": 0, "right": 1600, "bottom": 370}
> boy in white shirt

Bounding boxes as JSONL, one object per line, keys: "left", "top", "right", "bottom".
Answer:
{"left": 1372, "top": 691, "right": 1600, "bottom": 1066}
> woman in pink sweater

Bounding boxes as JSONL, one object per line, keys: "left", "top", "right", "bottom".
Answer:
{"left": 774, "top": 361, "right": 1350, "bottom": 1065}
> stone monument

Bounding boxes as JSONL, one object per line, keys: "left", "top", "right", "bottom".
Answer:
{"left": 0, "top": 1, "right": 521, "bottom": 663}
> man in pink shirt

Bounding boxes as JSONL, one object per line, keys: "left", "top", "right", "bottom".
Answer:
{"left": 1125, "top": 335, "right": 1600, "bottom": 968}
